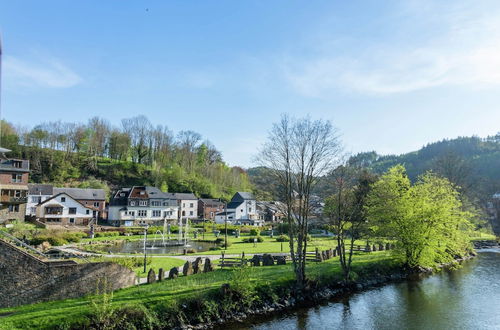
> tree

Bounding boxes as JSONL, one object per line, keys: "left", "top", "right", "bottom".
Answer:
{"left": 366, "top": 165, "right": 473, "bottom": 269}
{"left": 258, "top": 114, "right": 341, "bottom": 288}
{"left": 324, "top": 166, "right": 376, "bottom": 282}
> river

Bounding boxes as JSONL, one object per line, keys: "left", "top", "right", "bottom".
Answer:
{"left": 228, "top": 250, "right": 500, "bottom": 330}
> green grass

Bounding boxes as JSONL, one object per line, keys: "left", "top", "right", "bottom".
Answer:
{"left": 0, "top": 251, "right": 397, "bottom": 329}
{"left": 134, "top": 257, "right": 185, "bottom": 278}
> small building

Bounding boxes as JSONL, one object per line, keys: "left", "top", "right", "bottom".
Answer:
{"left": 215, "top": 192, "right": 263, "bottom": 226}
{"left": 198, "top": 198, "right": 225, "bottom": 220}
{"left": 36, "top": 193, "right": 94, "bottom": 226}
{"left": 0, "top": 148, "right": 29, "bottom": 224}
{"left": 54, "top": 187, "right": 107, "bottom": 220}
{"left": 26, "top": 184, "right": 54, "bottom": 217}
{"left": 174, "top": 193, "right": 198, "bottom": 221}
{"left": 257, "top": 201, "right": 285, "bottom": 223}
{"left": 108, "top": 186, "right": 179, "bottom": 226}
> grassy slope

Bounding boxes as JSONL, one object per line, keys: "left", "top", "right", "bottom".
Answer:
{"left": 0, "top": 252, "right": 397, "bottom": 329}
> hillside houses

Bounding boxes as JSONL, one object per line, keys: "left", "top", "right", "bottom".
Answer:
{"left": 108, "top": 186, "right": 179, "bottom": 227}
{"left": 215, "top": 192, "right": 263, "bottom": 226}
{"left": 36, "top": 193, "right": 95, "bottom": 226}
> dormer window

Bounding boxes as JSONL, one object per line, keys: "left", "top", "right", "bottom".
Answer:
{"left": 61, "top": 197, "right": 66, "bottom": 202}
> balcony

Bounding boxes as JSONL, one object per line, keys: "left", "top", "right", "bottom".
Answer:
{"left": 0, "top": 195, "right": 27, "bottom": 203}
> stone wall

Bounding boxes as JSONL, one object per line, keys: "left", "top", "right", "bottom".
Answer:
{"left": 0, "top": 239, "right": 136, "bottom": 308}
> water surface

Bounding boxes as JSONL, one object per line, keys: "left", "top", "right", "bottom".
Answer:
{"left": 229, "top": 250, "right": 500, "bottom": 330}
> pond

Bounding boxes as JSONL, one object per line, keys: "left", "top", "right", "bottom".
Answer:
{"left": 92, "top": 239, "right": 217, "bottom": 254}
{"left": 226, "top": 249, "right": 500, "bottom": 330}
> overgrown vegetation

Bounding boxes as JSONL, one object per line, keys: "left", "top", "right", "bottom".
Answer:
{"left": 0, "top": 118, "right": 252, "bottom": 200}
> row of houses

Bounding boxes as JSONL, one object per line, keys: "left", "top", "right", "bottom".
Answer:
{"left": 26, "top": 185, "right": 284, "bottom": 227}
{"left": 0, "top": 149, "right": 317, "bottom": 228}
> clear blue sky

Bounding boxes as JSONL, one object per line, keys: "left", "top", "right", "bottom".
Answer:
{"left": 1, "top": 0, "right": 499, "bottom": 167}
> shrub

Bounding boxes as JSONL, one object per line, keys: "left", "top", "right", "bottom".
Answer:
{"left": 95, "top": 231, "right": 120, "bottom": 238}
{"left": 249, "top": 228, "right": 260, "bottom": 236}
{"left": 242, "top": 236, "right": 264, "bottom": 243}
{"left": 276, "top": 234, "right": 290, "bottom": 242}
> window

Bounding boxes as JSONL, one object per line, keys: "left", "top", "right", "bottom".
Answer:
{"left": 190, "top": 203, "right": 194, "bottom": 208}
{"left": 130, "top": 201, "right": 136, "bottom": 206}
{"left": 31, "top": 196, "right": 42, "bottom": 203}
{"left": 61, "top": 197, "right": 66, "bottom": 202}
{"left": 182, "top": 211, "right": 185, "bottom": 216}
{"left": 163, "top": 211, "right": 172, "bottom": 217}
{"left": 138, "top": 210, "right": 147, "bottom": 217}
{"left": 151, "top": 201, "right": 161, "bottom": 207}
{"left": 69, "top": 207, "right": 77, "bottom": 214}
{"left": 189, "top": 211, "right": 193, "bottom": 216}
{"left": 182, "top": 203, "right": 185, "bottom": 208}
{"left": 129, "top": 211, "right": 135, "bottom": 216}
{"left": 13, "top": 161, "right": 22, "bottom": 168}
{"left": 8, "top": 205, "right": 19, "bottom": 212}
{"left": 14, "top": 190, "right": 21, "bottom": 198}
{"left": 69, "top": 218, "right": 75, "bottom": 224}
{"left": 86, "top": 210, "right": 90, "bottom": 214}
{"left": 249, "top": 207, "right": 252, "bottom": 212}
{"left": 11, "top": 174, "right": 22, "bottom": 183}
{"left": 152, "top": 210, "right": 161, "bottom": 217}
{"left": 30, "top": 207, "right": 36, "bottom": 214}
{"left": 139, "top": 200, "right": 147, "bottom": 206}
{"left": 94, "top": 202, "right": 99, "bottom": 207}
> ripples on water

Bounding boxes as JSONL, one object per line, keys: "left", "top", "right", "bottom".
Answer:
{"left": 227, "top": 250, "right": 500, "bottom": 330}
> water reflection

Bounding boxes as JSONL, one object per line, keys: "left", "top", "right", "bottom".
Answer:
{"left": 227, "top": 251, "right": 500, "bottom": 330}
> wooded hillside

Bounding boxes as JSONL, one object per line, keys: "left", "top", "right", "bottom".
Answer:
{"left": 0, "top": 118, "right": 251, "bottom": 200}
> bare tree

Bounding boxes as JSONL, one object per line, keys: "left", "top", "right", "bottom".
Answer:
{"left": 324, "top": 165, "right": 376, "bottom": 282}
{"left": 258, "top": 114, "right": 341, "bottom": 288}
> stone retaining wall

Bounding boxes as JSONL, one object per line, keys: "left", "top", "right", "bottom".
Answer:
{"left": 0, "top": 239, "right": 136, "bottom": 308}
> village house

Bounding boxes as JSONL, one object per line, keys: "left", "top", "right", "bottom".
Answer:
{"left": 198, "top": 198, "right": 225, "bottom": 221}
{"left": 0, "top": 148, "right": 29, "bottom": 224}
{"left": 26, "top": 185, "right": 106, "bottom": 220}
{"left": 174, "top": 193, "right": 198, "bottom": 221}
{"left": 257, "top": 201, "right": 285, "bottom": 223}
{"left": 54, "top": 187, "right": 107, "bottom": 220}
{"left": 108, "top": 186, "right": 179, "bottom": 226}
{"left": 215, "top": 192, "right": 263, "bottom": 226}
{"left": 26, "top": 184, "right": 53, "bottom": 217}
{"left": 35, "top": 192, "right": 94, "bottom": 226}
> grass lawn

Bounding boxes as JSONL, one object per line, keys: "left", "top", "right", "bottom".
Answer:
{"left": 0, "top": 251, "right": 397, "bottom": 330}
{"left": 134, "top": 257, "right": 185, "bottom": 278}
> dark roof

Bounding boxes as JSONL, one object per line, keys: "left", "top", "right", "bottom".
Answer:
{"left": 199, "top": 198, "right": 224, "bottom": 206}
{"left": 111, "top": 186, "right": 177, "bottom": 205}
{"left": 0, "top": 158, "right": 30, "bottom": 173}
{"left": 54, "top": 187, "right": 105, "bottom": 201}
{"left": 28, "top": 184, "right": 53, "bottom": 195}
{"left": 215, "top": 211, "right": 235, "bottom": 216}
{"left": 174, "top": 193, "right": 197, "bottom": 200}
{"left": 231, "top": 192, "right": 255, "bottom": 202}
{"left": 39, "top": 192, "right": 93, "bottom": 209}
{"left": 227, "top": 200, "right": 244, "bottom": 210}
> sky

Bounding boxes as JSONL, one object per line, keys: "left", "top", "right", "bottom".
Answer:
{"left": 1, "top": 0, "right": 500, "bottom": 167}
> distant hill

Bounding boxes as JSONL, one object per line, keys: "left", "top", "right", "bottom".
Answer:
{"left": 248, "top": 134, "right": 500, "bottom": 202}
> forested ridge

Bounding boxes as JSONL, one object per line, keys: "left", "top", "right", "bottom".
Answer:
{"left": 249, "top": 134, "right": 500, "bottom": 203}
{"left": 0, "top": 117, "right": 251, "bottom": 200}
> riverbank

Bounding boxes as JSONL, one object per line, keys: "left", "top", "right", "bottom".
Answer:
{"left": 0, "top": 252, "right": 397, "bottom": 329}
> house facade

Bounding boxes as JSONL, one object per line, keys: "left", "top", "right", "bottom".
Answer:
{"left": 26, "top": 184, "right": 54, "bottom": 217}
{"left": 257, "top": 201, "right": 285, "bottom": 223}
{"left": 0, "top": 148, "right": 29, "bottom": 224}
{"left": 174, "top": 193, "right": 198, "bottom": 221}
{"left": 108, "top": 186, "right": 179, "bottom": 226}
{"left": 198, "top": 198, "right": 225, "bottom": 220}
{"left": 36, "top": 193, "right": 94, "bottom": 226}
{"left": 54, "top": 187, "right": 106, "bottom": 220}
{"left": 215, "top": 192, "right": 262, "bottom": 226}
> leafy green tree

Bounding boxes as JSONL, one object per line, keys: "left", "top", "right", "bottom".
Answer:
{"left": 366, "top": 165, "right": 473, "bottom": 269}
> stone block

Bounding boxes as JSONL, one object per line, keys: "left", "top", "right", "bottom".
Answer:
{"left": 183, "top": 261, "right": 193, "bottom": 276}
{"left": 169, "top": 267, "right": 179, "bottom": 279}
{"left": 147, "top": 268, "right": 156, "bottom": 284}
